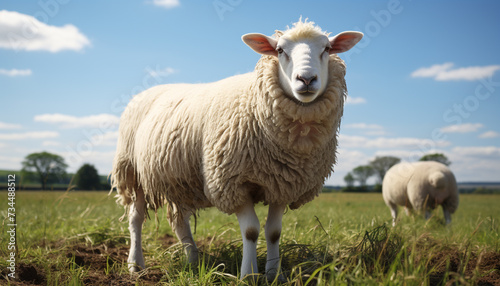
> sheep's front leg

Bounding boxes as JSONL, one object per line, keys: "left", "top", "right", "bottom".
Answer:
{"left": 236, "top": 202, "right": 260, "bottom": 280}
{"left": 442, "top": 207, "right": 452, "bottom": 225}
{"left": 171, "top": 212, "right": 198, "bottom": 263}
{"left": 265, "top": 203, "right": 286, "bottom": 281}
{"left": 128, "top": 190, "right": 146, "bottom": 272}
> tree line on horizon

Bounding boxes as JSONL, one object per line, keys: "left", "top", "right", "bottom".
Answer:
{"left": 2, "top": 151, "right": 109, "bottom": 190}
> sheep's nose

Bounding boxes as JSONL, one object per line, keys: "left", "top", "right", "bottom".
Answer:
{"left": 296, "top": 75, "right": 317, "bottom": 86}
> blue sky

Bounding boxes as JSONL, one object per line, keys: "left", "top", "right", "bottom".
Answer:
{"left": 1, "top": 0, "right": 499, "bottom": 186}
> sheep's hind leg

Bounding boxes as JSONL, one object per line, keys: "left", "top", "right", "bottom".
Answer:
{"left": 236, "top": 202, "right": 260, "bottom": 280}
{"left": 128, "top": 189, "right": 146, "bottom": 272}
{"left": 404, "top": 206, "right": 412, "bottom": 216}
{"left": 265, "top": 203, "right": 286, "bottom": 282}
{"left": 387, "top": 202, "right": 398, "bottom": 226}
{"left": 171, "top": 211, "right": 199, "bottom": 264}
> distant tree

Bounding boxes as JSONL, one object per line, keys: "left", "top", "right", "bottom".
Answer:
{"left": 21, "top": 151, "right": 68, "bottom": 190}
{"left": 370, "top": 156, "right": 401, "bottom": 183}
{"left": 419, "top": 153, "right": 451, "bottom": 166}
{"left": 75, "top": 164, "right": 101, "bottom": 190}
{"left": 352, "top": 165, "right": 375, "bottom": 187}
{"left": 344, "top": 172, "right": 355, "bottom": 187}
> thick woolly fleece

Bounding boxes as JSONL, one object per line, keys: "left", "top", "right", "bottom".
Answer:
{"left": 382, "top": 161, "right": 459, "bottom": 212}
{"left": 111, "top": 46, "right": 347, "bottom": 222}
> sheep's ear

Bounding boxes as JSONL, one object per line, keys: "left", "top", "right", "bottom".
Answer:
{"left": 328, "top": 31, "right": 364, "bottom": 54}
{"left": 242, "top": 33, "right": 278, "bottom": 57}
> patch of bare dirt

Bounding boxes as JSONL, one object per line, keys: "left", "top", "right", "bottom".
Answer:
{"left": 1, "top": 263, "right": 46, "bottom": 286}
{"left": 66, "top": 243, "right": 128, "bottom": 269}
{"left": 81, "top": 270, "right": 164, "bottom": 286}
{"left": 66, "top": 243, "right": 166, "bottom": 285}
{"left": 1, "top": 241, "right": 167, "bottom": 285}
{"left": 157, "top": 233, "right": 178, "bottom": 247}
{"left": 425, "top": 250, "right": 500, "bottom": 285}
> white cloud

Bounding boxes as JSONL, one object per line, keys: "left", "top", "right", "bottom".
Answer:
{"left": 62, "top": 149, "right": 116, "bottom": 175}
{"left": 343, "top": 123, "right": 386, "bottom": 136}
{"left": 373, "top": 149, "right": 416, "bottom": 159}
{"left": 42, "top": 140, "right": 61, "bottom": 147}
{"left": 147, "top": 66, "right": 176, "bottom": 78}
{"left": 90, "top": 130, "right": 119, "bottom": 146}
{"left": 346, "top": 96, "right": 366, "bottom": 105}
{"left": 368, "top": 137, "right": 450, "bottom": 149}
{"left": 339, "top": 134, "right": 366, "bottom": 148}
{"left": 0, "top": 10, "right": 90, "bottom": 52}
{"left": 0, "top": 121, "right": 22, "bottom": 129}
{"left": 339, "top": 134, "right": 450, "bottom": 149}
{"left": 152, "top": 0, "right": 180, "bottom": 9}
{"left": 0, "top": 155, "right": 23, "bottom": 170}
{"left": 411, "top": 62, "right": 500, "bottom": 81}
{"left": 366, "top": 130, "right": 386, "bottom": 136}
{"left": 440, "top": 123, "right": 483, "bottom": 133}
{"left": 34, "top": 113, "right": 120, "bottom": 129}
{"left": 411, "top": 62, "right": 454, "bottom": 78}
{"left": 479, "top": 131, "right": 500, "bottom": 139}
{"left": 0, "top": 131, "right": 59, "bottom": 140}
{"left": 448, "top": 146, "right": 500, "bottom": 182}
{"left": 335, "top": 149, "right": 370, "bottom": 172}
{"left": 452, "top": 146, "right": 500, "bottom": 158}
{"left": 0, "top": 68, "right": 32, "bottom": 76}
{"left": 373, "top": 148, "right": 447, "bottom": 162}
{"left": 344, "top": 123, "right": 382, "bottom": 130}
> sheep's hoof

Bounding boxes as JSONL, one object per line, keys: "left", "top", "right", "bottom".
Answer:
{"left": 241, "top": 273, "right": 261, "bottom": 283}
{"left": 186, "top": 249, "right": 199, "bottom": 264}
{"left": 266, "top": 272, "right": 286, "bottom": 283}
{"left": 128, "top": 264, "right": 144, "bottom": 273}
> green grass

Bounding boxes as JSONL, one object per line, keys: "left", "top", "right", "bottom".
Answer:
{"left": 1, "top": 191, "right": 499, "bottom": 285}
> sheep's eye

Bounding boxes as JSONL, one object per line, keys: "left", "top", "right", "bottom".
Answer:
{"left": 276, "top": 47, "right": 284, "bottom": 54}
{"left": 324, "top": 47, "right": 330, "bottom": 54}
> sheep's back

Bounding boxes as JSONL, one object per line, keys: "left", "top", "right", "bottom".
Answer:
{"left": 409, "top": 162, "right": 458, "bottom": 206}
{"left": 118, "top": 73, "right": 255, "bottom": 212}
{"left": 383, "top": 161, "right": 458, "bottom": 210}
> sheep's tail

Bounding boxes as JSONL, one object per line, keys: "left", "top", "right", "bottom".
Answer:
{"left": 428, "top": 171, "right": 447, "bottom": 189}
{"left": 109, "top": 154, "right": 142, "bottom": 221}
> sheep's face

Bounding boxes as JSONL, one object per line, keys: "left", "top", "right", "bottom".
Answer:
{"left": 243, "top": 30, "right": 363, "bottom": 104}
{"left": 275, "top": 35, "right": 332, "bottom": 103}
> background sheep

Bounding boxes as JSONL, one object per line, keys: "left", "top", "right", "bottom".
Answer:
{"left": 382, "top": 161, "right": 459, "bottom": 226}
{"left": 111, "top": 19, "right": 362, "bottom": 280}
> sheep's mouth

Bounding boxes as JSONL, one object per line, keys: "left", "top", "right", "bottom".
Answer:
{"left": 297, "top": 91, "right": 316, "bottom": 97}
{"left": 284, "top": 91, "right": 323, "bottom": 107}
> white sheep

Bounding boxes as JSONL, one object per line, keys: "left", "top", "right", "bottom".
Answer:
{"left": 111, "top": 19, "right": 363, "bottom": 280}
{"left": 382, "top": 161, "right": 459, "bottom": 226}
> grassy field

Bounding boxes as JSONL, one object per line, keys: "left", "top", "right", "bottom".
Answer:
{"left": 1, "top": 191, "right": 499, "bottom": 285}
